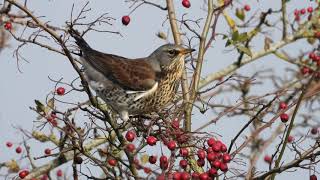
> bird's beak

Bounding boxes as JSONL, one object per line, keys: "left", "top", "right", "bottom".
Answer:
{"left": 179, "top": 48, "right": 195, "bottom": 55}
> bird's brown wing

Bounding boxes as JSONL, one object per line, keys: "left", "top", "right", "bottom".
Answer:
{"left": 84, "top": 49, "right": 157, "bottom": 91}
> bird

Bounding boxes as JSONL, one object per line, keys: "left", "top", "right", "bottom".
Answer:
{"left": 68, "top": 28, "right": 195, "bottom": 121}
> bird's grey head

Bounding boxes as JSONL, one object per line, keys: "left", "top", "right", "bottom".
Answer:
{"left": 148, "top": 44, "right": 195, "bottom": 71}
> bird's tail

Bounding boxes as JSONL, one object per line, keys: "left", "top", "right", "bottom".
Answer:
{"left": 68, "top": 27, "right": 91, "bottom": 52}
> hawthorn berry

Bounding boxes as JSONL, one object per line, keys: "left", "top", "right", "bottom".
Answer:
{"left": 160, "top": 155, "right": 169, "bottom": 170}
{"left": 16, "top": 146, "right": 22, "bottom": 154}
{"left": 310, "top": 175, "right": 318, "bottom": 180}
{"left": 212, "top": 160, "right": 221, "bottom": 169}
{"left": 179, "top": 148, "right": 189, "bottom": 157}
{"left": 314, "top": 31, "right": 320, "bottom": 38}
{"left": 171, "top": 119, "right": 180, "bottom": 129}
{"left": 244, "top": 4, "right": 251, "bottom": 11}
{"left": 208, "top": 167, "right": 218, "bottom": 176}
{"left": 301, "top": 66, "right": 310, "bottom": 75}
{"left": 264, "top": 155, "right": 272, "bottom": 164}
{"left": 279, "top": 102, "right": 288, "bottom": 110}
{"left": 121, "top": 15, "right": 130, "bottom": 26}
{"left": 220, "top": 163, "right": 228, "bottom": 172}
{"left": 173, "top": 172, "right": 181, "bottom": 180}
{"left": 300, "top": 9, "right": 306, "bottom": 15}
{"left": 180, "top": 172, "right": 191, "bottom": 180}
{"left": 212, "top": 142, "right": 222, "bottom": 152}
{"left": 220, "top": 143, "right": 227, "bottom": 152}
{"left": 287, "top": 135, "right": 294, "bottom": 143}
{"left": 197, "top": 158, "right": 205, "bottom": 167}
{"left": 192, "top": 172, "right": 200, "bottom": 179}
{"left": 294, "top": 9, "right": 299, "bottom": 16}
{"left": 108, "top": 159, "right": 117, "bottom": 166}
{"left": 280, "top": 113, "right": 289, "bottom": 123}
{"left": 149, "top": 155, "right": 157, "bottom": 164}
{"left": 4, "top": 22, "right": 12, "bottom": 30}
{"left": 167, "top": 140, "right": 176, "bottom": 151}
{"left": 56, "top": 169, "right": 63, "bottom": 177}
{"left": 6, "top": 141, "right": 13, "bottom": 148}
{"left": 125, "top": 131, "right": 135, "bottom": 142}
{"left": 199, "top": 172, "right": 209, "bottom": 180}
{"left": 182, "top": 0, "right": 191, "bottom": 8}
{"left": 207, "top": 152, "right": 217, "bottom": 162}
{"left": 179, "top": 159, "right": 188, "bottom": 169}
{"left": 146, "top": 136, "right": 157, "bottom": 146}
{"left": 222, "top": 153, "right": 231, "bottom": 163}
{"left": 126, "top": 143, "right": 135, "bottom": 152}
{"left": 19, "top": 170, "right": 29, "bottom": 179}
{"left": 307, "top": 7, "right": 313, "bottom": 13}
{"left": 44, "top": 148, "right": 51, "bottom": 155}
{"left": 311, "top": 127, "right": 318, "bottom": 135}
{"left": 197, "top": 149, "right": 206, "bottom": 159}
{"left": 56, "top": 87, "right": 65, "bottom": 95}
{"left": 207, "top": 138, "right": 215, "bottom": 147}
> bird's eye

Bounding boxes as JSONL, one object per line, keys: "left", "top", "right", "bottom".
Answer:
{"left": 168, "top": 50, "right": 176, "bottom": 55}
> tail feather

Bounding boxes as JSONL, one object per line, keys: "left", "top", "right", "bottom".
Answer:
{"left": 68, "top": 28, "right": 91, "bottom": 52}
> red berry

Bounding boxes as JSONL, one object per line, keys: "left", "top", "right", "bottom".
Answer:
{"left": 146, "top": 136, "right": 157, "bottom": 146}
{"left": 264, "top": 155, "right": 272, "bottom": 163}
{"left": 171, "top": 119, "right": 180, "bottom": 129}
{"left": 294, "top": 9, "right": 299, "bottom": 16}
{"left": 6, "top": 142, "right": 13, "bottom": 148}
{"left": 179, "top": 148, "right": 189, "bottom": 157}
{"left": 19, "top": 170, "right": 29, "bottom": 179}
{"left": 41, "top": 175, "right": 48, "bottom": 180}
{"left": 244, "top": 4, "right": 251, "bottom": 11}
{"left": 4, "top": 22, "right": 12, "bottom": 30}
{"left": 280, "top": 113, "right": 289, "bottom": 123}
{"left": 199, "top": 172, "right": 209, "bottom": 180}
{"left": 173, "top": 172, "right": 181, "bottom": 180}
{"left": 220, "top": 143, "right": 227, "bottom": 152}
{"left": 314, "top": 31, "right": 320, "bottom": 38}
{"left": 309, "top": 52, "right": 316, "bottom": 60}
{"left": 180, "top": 172, "right": 191, "bottom": 180}
{"left": 16, "top": 146, "right": 22, "bottom": 154}
{"left": 182, "top": 0, "right": 191, "bottom": 8}
{"left": 207, "top": 138, "right": 215, "bottom": 147}
{"left": 220, "top": 163, "right": 228, "bottom": 172}
{"left": 307, "top": 7, "right": 313, "bottom": 13}
{"left": 160, "top": 155, "right": 168, "bottom": 170}
{"left": 108, "top": 159, "right": 117, "bottom": 166}
{"left": 197, "top": 149, "right": 206, "bottom": 159}
{"left": 212, "top": 142, "right": 222, "bottom": 152}
{"left": 310, "top": 175, "right": 318, "bottom": 180}
{"left": 56, "top": 87, "right": 65, "bottom": 95}
{"left": 300, "top": 9, "right": 306, "bottom": 15}
{"left": 279, "top": 102, "right": 287, "bottom": 110}
{"left": 311, "top": 127, "right": 318, "bottom": 135}
{"left": 207, "top": 152, "right": 217, "bottom": 162}
{"left": 287, "top": 135, "right": 294, "bottom": 143}
{"left": 192, "top": 172, "right": 200, "bottom": 179}
{"left": 125, "top": 131, "right": 135, "bottom": 142}
{"left": 179, "top": 159, "right": 188, "bottom": 169}
{"left": 212, "top": 160, "right": 221, "bottom": 169}
{"left": 126, "top": 143, "right": 135, "bottom": 152}
{"left": 197, "top": 158, "right": 205, "bottom": 167}
{"left": 167, "top": 140, "right": 176, "bottom": 151}
{"left": 56, "top": 169, "right": 63, "bottom": 177}
{"left": 208, "top": 168, "right": 217, "bottom": 176}
{"left": 144, "top": 167, "right": 151, "bottom": 174}
{"left": 121, "top": 15, "right": 130, "bottom": 26}
{"left": 301, "top": 66, "right": 310, "bottom": 75}
{"left": 148, "top": 155, "right": 157, "bottom": 164}
{"left": 44, "top": 148, "right": 51, "bottom": 155}
{"left": 222, "top": 153, "right": 232, "bottom": 163}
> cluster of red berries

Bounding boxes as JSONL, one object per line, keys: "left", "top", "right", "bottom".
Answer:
{"left": 278, "top": 102, "right": 289, "bottom": 123}
{"left": 300, "top": 51, "right": 320, "bottom": 76}
{"left": 294, "top": 7, "right": 313, "bottom": 21}
{"left": 47, "top": 112, "right": 58, "bottom": 127}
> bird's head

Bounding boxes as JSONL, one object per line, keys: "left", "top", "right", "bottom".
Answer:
{"left": 149, "top": 44, "right": 195, "bottom": 71}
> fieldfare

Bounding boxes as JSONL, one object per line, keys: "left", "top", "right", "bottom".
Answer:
{"left": 69, "top": 29, "right": 195, "bottom": 121}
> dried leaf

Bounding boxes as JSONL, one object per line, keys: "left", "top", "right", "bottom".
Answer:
{"left": 35, "top": 100, "right": 45, "bottom": 113}
{"left": 236, "top": 8, "right": 245, "bottom": 21}
{"left": 140, "top": 154, "right": 149, "bottom": 165}
{"left": 264, "top": 37, "right": 273, "bottom": 50}
{"left": 237, "top": 45, "right": 252, "bottom": 57}
{"left": 5, "top": 160, "right": 20, "bottom": 173}
{"left": 156, "top": 31, "right": 167, "bottom": 40}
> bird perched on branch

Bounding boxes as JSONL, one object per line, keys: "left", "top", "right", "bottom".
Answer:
{"left": 69, "top": 28, "right": 194, "bottom": 121}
